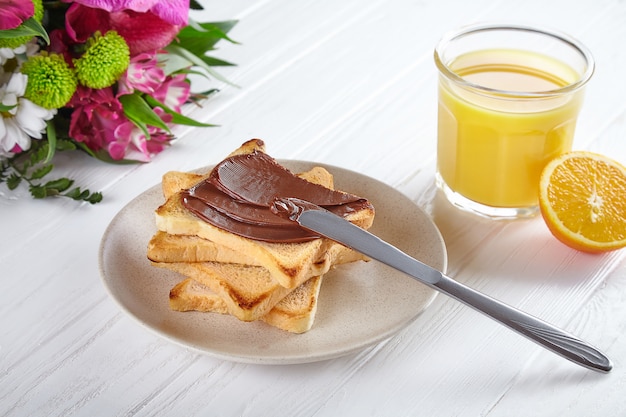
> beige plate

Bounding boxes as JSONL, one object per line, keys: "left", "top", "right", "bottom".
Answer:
{"left": 99, "top": 161, "right": 447, "bottom": 364}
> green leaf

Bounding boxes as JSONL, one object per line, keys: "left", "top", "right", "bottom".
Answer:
{"left": 64, "top": 188, "right": 88, "bottom": 200}
{"left": 56, "top": 138, "right": 77, "bottom": 151}
{"left": 64, "top": 187, "right": 103, "bottom": 204}
{"left": 189, "top": 0, "right": 203, "bottom": 10}
{"left": 174, "top": 68, "right": 205, "bottom": 78}
{"left": 7, "top": 173, "right": 21, "bottom": 190}
{"left": 199, "top": 55, "right": 236, "bottom": 67}
{"left": 195, "top": 54, "right": 237, "bottom": 73}
{"left": 144, "top": 95, "right": 216, "bottom": 127}
{"left": 198, "top": 88, "right": 220, "bottom": 97}
{"left": 0, "top": 162, "right": 8, "bottom": 182}
{"left": 23, "top": 18, "right": 50, "bottom": 44}
{"left": 132, "top": 119, "right": 151, "bottom": 141}
{"left": 0, "top": 103, "right": 16, "bottom": 112}
{"left": 158, "top": 52, "right": 193, "bottom": 76}
{"left": 31, "top": 164, "right": 54, "bottom": 180}
{"left": 177, "top": 20, "right": 239, "bottom": 55}
{"left": 73, "top": 141, "right": 142, "bottom": 165}
{"left": 45, "top": 120, "right": 57, "bottom": 163}
{"left": 86, "top": 192, "right": 103, "bottom": 204}
{"left": 119, "top": 93, "right": 171, "bottom": 133}
{"left": 28, "top": 142, "right": 48, "bottom": 167}
{"left": 44, "top": 177, "right": 73, "bottom": 192}
{"left": 165, "top": 44, "right": 238, "bottom": 87}
{"left": 0, "top": 17, "right": 50, "bottom": 44}
{"left": 29, "top": 184, "right": 47, "bottom": 199}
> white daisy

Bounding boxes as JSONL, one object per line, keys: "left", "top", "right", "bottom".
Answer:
{"left": 0, "top": 72, "right": 56, "bottom": 157}
{"left": 0, "top": 44, "right": 27, "bottom": 66}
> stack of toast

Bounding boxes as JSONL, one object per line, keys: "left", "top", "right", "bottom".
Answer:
{"left": 147, "top": 140, "right": 375, "bottom": 333}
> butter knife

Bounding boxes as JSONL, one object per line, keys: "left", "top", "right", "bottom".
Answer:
{"left": 272, "top": 197, "right": 612, "bottom": 373}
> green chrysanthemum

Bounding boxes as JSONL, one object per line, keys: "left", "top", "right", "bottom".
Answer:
{"left": 0, "top": 0, "right": 44, "bottom": 49}
{"left": 74, "top": 31, "right": 130, "bottom": 89}
{"left": 21, "top": 53, "right": 77, "bottom": 109}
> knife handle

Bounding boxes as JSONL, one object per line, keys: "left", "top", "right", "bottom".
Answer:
{"left": 434, "top": 274, "right": 612, "bottom": 373}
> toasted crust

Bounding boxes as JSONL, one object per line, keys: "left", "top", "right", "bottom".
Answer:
{"left": 161, "top": 172, "right": 203, "bottom": 199}
{"left": 169, "top": 276, "right": 322, "bottom": 334}
{"left": 260, "top": 275, "right": 322, "bottom": 333}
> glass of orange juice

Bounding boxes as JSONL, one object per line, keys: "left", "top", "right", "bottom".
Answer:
{"left": 434, "top": 24, "right": 594, "bottom": 219}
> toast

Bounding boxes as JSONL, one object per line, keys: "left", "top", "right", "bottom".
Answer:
{"left": 153, "top": 261, "right": 303, "bottom": 321}
{"left": 148, "top": 165, "right": 344, "bottom": 266}
{"left": 151, "top": 240, "right": 360, "bottom": 321}
{"left": 150, "top": 163, "right": 368, "bottom": 321}
{"left": 147, "top": 231, "right": 258, "bottom": 264}
{"left": 150, "top": 139, "right": 374, "bottom": 332}
{"left": 169, "top": 278, "right": 229, "bottom": 314}
{"left": 151, "top": 235, "right": 364, "bottom": 323}
{"left": 148, "top": 230, "right": 367, "bottom": 265}
{"left": 169, "top": 276, "right": 323, "bottom": 333}
{"left": 154, "top": 139, "right": 375, "bottom": 290}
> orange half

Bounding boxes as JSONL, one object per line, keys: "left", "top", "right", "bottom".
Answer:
{"left": 539, "top": 151, "right": 626, "bottom": 253}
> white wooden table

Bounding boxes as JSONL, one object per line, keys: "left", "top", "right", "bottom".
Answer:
{"left": 2, "top": 0, "right": 626, "bottom": 415}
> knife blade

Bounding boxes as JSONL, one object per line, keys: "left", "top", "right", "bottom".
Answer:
{"left": 272, "top": 197, "right": 613, "bottom": 373}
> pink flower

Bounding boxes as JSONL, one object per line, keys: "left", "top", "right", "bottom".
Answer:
{"left": 0, "top": 0, "right": 34, "bottom": 30}
{"left": 149, "top": 0, "right": 189, "bottom": 27}
{"left": 64, "top": 3, "right": 183, "bottom": 55}
{"left": 64, "top": 0, "right": 189, "bottom": 26}
{"left": 109, "top": 108, "right": 173, "bottom": 162}
{"left": 68, "top": 86, "right": 128, "bottom": 154}
{"left": 68, "top": 86, "right": 174, "bottom": 161}
{"left": 117, "top": 52, "right": 165, "bottom": 96}
{"left": 48, "top": 29, "right": 78, "bottom": 64}
{"left": 152, "top": 73, "right": 190, "bottom": 113}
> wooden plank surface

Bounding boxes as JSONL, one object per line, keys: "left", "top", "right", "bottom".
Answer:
{"left": 1, "top": 0, "right": 625, "bottom": 415}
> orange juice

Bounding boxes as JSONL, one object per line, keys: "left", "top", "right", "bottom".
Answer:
{"left": 437, "top": 48, "right": 586, "bottom": 209}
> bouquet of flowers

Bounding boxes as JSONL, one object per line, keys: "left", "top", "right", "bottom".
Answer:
{"left": 0, "top": 0, "right": 237, "bottom": 203}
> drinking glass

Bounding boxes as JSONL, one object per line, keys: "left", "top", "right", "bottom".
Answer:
{"left": 434, "top": 23, "right": 594, "bottom": 218}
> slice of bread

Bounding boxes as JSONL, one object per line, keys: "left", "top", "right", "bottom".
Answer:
{"left": 148, "top": 165, "right": 350, "bottom": 266}
{"left": 154, "top": 139, "right": 375, "bottom": 290}
{"left": 148, "top": 230, "right": 366, "bottom": 267}
{"left": 151, "top": 238, "right": 361, "bottom": 321}
{"left": 260, "top": 275, "right": 322, "bottom": 333}
{"left": 169, "top": 278, "right": 229, "bottom": 314}
{"left": 153, "top": 260, "right": 303, "bottom": 321}
{"left": 149, "top": 165, "right": 369, "bottom": 267}
{"left": 147, "top": 231, "right": 258, "bottom": 264}
{"left": 169, "top": 276, "right": 322, "bottom": 334}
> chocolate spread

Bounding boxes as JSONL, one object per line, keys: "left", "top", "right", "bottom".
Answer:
{"left": 181, "top": 150, "right": 372, "bottom": 242}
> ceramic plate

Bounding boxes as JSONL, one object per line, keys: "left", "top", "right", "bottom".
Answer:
{"left": 99, "top": 161, "right": 447, "bottom": 364}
